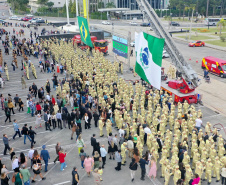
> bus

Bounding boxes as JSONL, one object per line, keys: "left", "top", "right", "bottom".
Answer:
{"left": 204, "top": 18, "right": 226, "bottom": 26}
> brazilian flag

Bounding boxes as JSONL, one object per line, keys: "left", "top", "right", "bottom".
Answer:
{"left": 78, "top": 16, "right": 93, "bottom": 47}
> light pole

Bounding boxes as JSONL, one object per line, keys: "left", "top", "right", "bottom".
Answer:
{"left": 65, "top": 0, "right": 70, "bottom": 26}
{"left": 189, "top": 8, "right": 194, "bottom": 40}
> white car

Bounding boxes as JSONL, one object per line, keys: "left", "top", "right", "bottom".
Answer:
{"left": 130, "top": 41, "right": 135, "bottom": 47}
{"left": 30, "top": 18, "right": 42, "bottom": 23}
{"left": 129, "top": 22, "right": 137, "bottom": 26}
{"left": 102, "top": 21, "right": 110, "bottom": 25}
{"left": 162, "top": 50, "right": 170, "bottom": 58}
{"left": 9, "top": 15, "right": 19, "bottom": 20}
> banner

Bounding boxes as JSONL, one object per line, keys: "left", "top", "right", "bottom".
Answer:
{"left": 112, "top": 35, "right": 128, "bottom": 58}
{"left": 78, "top": 16, "right": 93, "bottom": 47}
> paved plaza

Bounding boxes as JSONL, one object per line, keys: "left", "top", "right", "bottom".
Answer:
{"left": 1, "top": 4, "right": 226, "bottom": 185}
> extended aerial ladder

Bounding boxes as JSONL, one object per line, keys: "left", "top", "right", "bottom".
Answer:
{"left": 136, "top": 0, "right": 200, "bottom": 89}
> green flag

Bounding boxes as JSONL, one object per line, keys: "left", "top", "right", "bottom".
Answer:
{"left": 77, "top": 16, "right": 93, "bottom": 47}
{"left": 135, "top": 32, "right": 165, "bottom": 89}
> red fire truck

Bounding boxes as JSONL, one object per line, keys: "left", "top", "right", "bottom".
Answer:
{"left": 72, "top": 35, "right": 108, "bottom": 54}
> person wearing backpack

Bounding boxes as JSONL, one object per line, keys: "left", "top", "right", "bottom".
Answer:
{"left": 129, "top": 158, "right": 138, "bottom": 182}
{"left": 21, "top": 124, "right": 31, "bottom": 145}
{"left": 79, "top": 149, "right": 86, "bottom": 169}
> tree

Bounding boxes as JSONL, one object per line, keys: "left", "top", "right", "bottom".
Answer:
{"left": 105, "top": 2, "right": 115, "bottom": 8}
{"left": 37, "top": 0, "right": 48, "bottom": 5}
{"left": 217, "top": 18, "right": 226, "bottom": 35}
{"left": 98, "top": 1, "right": 104, "bottom": 8}
{"left": 71, "top": 1, "right": 76, "bottom": 14}
{"left": 46, "top": 1, "right": 54, "bottom": 10}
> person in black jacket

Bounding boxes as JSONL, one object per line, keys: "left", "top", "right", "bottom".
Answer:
{"left": 129, "top": 158, "right": 138, "bottom": 182}
{"left": 91, "top": 134, "right": 97, "bottom": 156}
{"left": 28, "top": 126, "right": 36, "bottom": 147}
{"left": 87, "top": 108, "right": 92, "bottom": 129}
{"left": 4, "top": 108, "right": 11, "bottom": 123}
{"left": 93, "top": 111, "right": 99, "bottom": 127}
{"left": 62, "top": 110, "right": 68, "bottom": 128}
{"left": 32, "top": 83, "right": 38, "bottom": 98}
{"left": 156, "top": 135, "right": 163, "bottom": 153}
{"left": 67, "top": 112, "right": 72, "bottom": 129}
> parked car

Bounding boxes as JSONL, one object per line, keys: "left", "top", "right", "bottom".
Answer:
{"left": 36, "top": 19, "right": 45, "bottom": 24}
{"left": 188, "top": 40, "right": 205, "bottom": 47}
{"left": 140, "top": 22, "right": 150, "bottom": 27}
{"left": 30, "top": 18, "right": 42, "bottom": 23}
{"left": 170, "top": 21, "right": 180, "bottom": 26}
{"left": 102, "top": 21, "right": 110, "bottom": 25}
{"left": 130, "top": 41, "right": 135, "bottom": 47}
{"left": 21, "top": 17, "right": 32, "bottom": 21}
{"left": 162, "top": 50, "right": 170, "bottom": 58}
{"left": 9, "top": 15, "right": 19, "bottom": 20}
{"left": 0, "top": 19, "right": 7, "bottom": 24}
{"left": 129, "top": 22, "right": 137, "bottom": 26}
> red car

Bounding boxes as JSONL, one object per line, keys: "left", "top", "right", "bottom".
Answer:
{"left": 188, "top": 40, "right": 205, "bottom": 47}
{"left": 21, "top": 17, "right": 32, "bottom": 21}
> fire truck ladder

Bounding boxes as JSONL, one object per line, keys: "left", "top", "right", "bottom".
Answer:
{"left": 136, "top": 0, "right": 200, "bottom": 88}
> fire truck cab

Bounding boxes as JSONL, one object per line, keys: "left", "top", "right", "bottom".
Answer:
{"left": 202, "top": 56, "right": 226, "bottom": 78}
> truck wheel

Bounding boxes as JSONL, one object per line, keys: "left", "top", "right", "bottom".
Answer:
{"left": 220, "top": 74, "right": 224, "bottom": 78}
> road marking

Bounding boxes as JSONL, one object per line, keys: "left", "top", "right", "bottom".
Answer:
{"left": 53, "top": 181, "right": 71, "bottom": 185}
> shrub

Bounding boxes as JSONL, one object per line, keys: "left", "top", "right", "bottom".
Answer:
{"left": 220, "top": 36, "right": 226, "bottom": 42}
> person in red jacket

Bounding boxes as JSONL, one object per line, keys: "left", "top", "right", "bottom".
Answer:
{"left": 51, "top": 95, "right": 56, "bottom": 105}
{"left": 59, "top": 149, "right": 67, "bottom": 171}
{"left": 36, "top": 102, "right": 42, "bottom": 114}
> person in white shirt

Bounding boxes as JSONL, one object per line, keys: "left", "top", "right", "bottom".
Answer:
{"left": 119, "top": 128, "right": 125, "bottom": 138}
{"left": 28, "top": 145, "right": 35, "bottom": 167}
{"left": 100, "top": 145, "right": 107, "bottom": 168}
{"left": 144, "top": 127, "right": 152, "bottom": 134}
{"left": 195, "top": 116, "right": 202, "bottom": 132}
{"left": 12, "top": 155, "right": 19, "bottom": 171}
{"left": 46, "top": 93, "right": 51, "bottom": 101}
{"left": 113, "top": 134, "right": 119, "bottom": 147}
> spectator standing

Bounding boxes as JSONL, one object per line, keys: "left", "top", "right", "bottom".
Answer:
{"left": 0, "top": 172, "right": 9, "bottom": 185}
{"left": 139, "top": 155, "right": 148, "bottom": 181}
{"left": 20, "top": 164, "right": 31, "bottom": 185}
{"left": 72, "top": 167, "right": 79, "bottom": 185}
{"left": 76, "top": 135, "right": 85, "bottom": 154}
{"left": 115, "top": 150, "right": 122, "bottom": 171}
{"left": 84, "top": 155, "right": 94, "bottom": 176}
{"left": 129, "top": 158, "right": 138, "bottom": 182}
{"left": 221, "top": 164, "right": 226, "bottom": 185}
{"left": 195, "top": 116, "right": 202, "bottom": 132}
{"left": 28, "top": 146, "right": 34, "bottom": 168}
{"left": 93, "top": 111, "right": 99, "bottom": 127}
{"left": 40, "top": 145, "right": 50, "bottom": 172}
{"left": 79, "top": 149, "right": 86, "bottom": 169}
{"left": 148, "top": 156, "right": 157, "bottom": 180}
{"left": 92, "top": 168, "right": 101, "bottom": 185}
{"left": 3, "top": 134, "right": 10, "bottom": 155}
{"left": 100, "top": 145, "right": 107, "bottom": 168}
{"left": 91, "top": 134, "right": 97, "bottom": 156}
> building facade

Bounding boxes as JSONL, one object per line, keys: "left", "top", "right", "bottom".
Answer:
{"left": 29, "top": 0, "right": 65, "bottom": 13}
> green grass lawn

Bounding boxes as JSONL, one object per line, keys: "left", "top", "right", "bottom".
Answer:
{"left": 178, "top": 35, "right": 214, "bottom": 40}
{"left": 205, "top": 40, "right": 226, "bottom": 47}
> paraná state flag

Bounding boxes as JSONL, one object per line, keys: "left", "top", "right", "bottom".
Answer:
{"left": 135, "top": 32, "right": 165, "bottom": 89}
